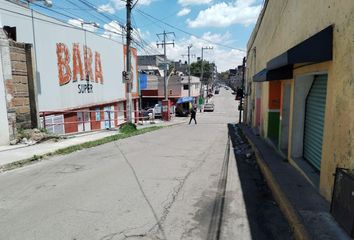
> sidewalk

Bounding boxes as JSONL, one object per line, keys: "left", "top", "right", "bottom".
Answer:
{"left": 241, "top": 124, "right": 351, "bottom": 240}
{"left": 0, "top": 117, "right": 188, "bottom": 170}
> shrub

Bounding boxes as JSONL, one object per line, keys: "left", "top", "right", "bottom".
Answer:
{"left": 119, "top": 122, "right": 137, "bottom": 134}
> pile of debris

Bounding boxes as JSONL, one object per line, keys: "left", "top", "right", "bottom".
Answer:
{"left": 11, "top": 128, "right": 61, "bottom": 145}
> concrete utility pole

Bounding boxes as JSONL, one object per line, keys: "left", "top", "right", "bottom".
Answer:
{"left": 156, "top": 31, "right": 175, "bottom": 100}
{"left": 187, "top": 45, "right": 192, "bottom": 97}
{"left": 200, "top": 46, "right": 213, "bottom": 101}
{"left": 239, "top": 57, "right": 246, "bottom": 124}
{"left": 125, "top": 0, "right": 133, "bottom": 123}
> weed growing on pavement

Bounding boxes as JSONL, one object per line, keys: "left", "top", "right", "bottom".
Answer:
{"left": 54, "top": 126, "right": 161, "bottom": 155}
{"left": 2, "top": 126, "right": 163, "bottom": 171}
{"left": 119, "top": 122, "right": 138, "bottom": 134}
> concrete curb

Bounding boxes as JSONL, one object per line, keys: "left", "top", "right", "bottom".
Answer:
{"left": 0, "top": 124, "right": 173, "bottom": 172}
{"left": 244, "top": 134, "right": 311, "bottom": 240}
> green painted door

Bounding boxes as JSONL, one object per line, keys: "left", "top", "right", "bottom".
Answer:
{"left": 303, "top": 75, "right": 328, "bottom": 171}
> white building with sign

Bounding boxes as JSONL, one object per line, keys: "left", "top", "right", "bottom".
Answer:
{"left": 0, "top": 0, "right": 138, "bottom": 140}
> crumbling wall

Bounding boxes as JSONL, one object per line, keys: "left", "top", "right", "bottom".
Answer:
{"left": 0, "top": 28, "right": 37, "bottom": 142}
{"left": 8, "top": 41, "right": 32, "bottom": 130}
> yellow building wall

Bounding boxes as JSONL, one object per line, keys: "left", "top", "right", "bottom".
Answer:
{"left": 246, "top": 0, "right": 354, "bottom": 201}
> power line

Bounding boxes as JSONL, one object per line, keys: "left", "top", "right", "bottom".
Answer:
{"left": 136, "top": 9, "right": 246, "bottom": 52}
{"left": 77, "top": 0, "right": 125, "bottom": 25}
{"left": 8, "top": 4, "right": 125, "bottom": 42}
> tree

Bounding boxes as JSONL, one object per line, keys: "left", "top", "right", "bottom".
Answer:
{"left": 190, "top": 60, "right": 214, "bottom": 84}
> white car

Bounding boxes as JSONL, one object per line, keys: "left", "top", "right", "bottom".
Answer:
{"left": 154, "top": 104, "right": 162, "bottom": 118}
{"left": 204, "top": 103, "right": 214, "bottom": 112}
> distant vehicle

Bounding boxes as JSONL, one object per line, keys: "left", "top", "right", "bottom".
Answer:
{"left": 154, "top": 104, "right": 162, "bottom": 118}
{"left": 204, "top": 103, "right": 214, "bottom": 112}
{"left": 215, "top": 89, "right": 220, "bottom": 94}
{"left": 225, "top": 87, "right": 229, "bottom": 90}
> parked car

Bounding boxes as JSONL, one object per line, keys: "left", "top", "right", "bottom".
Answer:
{"left": 142, "top": 108, "right": 154, "bottom": 120}
{"left": 154, "top": 103, "right": 162, "bottom": 118}
{"left": 204, "top": 103, "right": 214, "bottom": 112}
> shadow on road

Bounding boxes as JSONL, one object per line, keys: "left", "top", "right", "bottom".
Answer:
{"left": 228, "top": 123, "right": 293, "bottom": 240}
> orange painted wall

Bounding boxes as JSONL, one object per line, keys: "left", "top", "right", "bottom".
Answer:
{"left": 269, "top": 81, "right": 282, "bottom": 110}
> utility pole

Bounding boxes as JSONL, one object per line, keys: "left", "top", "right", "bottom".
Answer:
{"left": 239, "top": 57, "right": 246, "bottom": 124}
{"left": 125, "top": 0, "right": 133, "bottom": 123}
{"left": 156, "top": 31, "right": 175, "bottom": 100}
{"left": 200, "top": 46, "right": 213, "bottom": 102}
{"left": 182, "top": 47, "right": 195, "bottom": 97}
{"left": 187, "top": 45, "right": 192, "bottom": 97}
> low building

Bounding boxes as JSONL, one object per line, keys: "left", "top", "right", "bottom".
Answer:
{"left": 139, "top": 71, "right": 200, "bottom": 108}
{"left": 138, "top": 54, "right": 164, "bottom": 67}
{"left": 138, "top": 54, "right": 201, "bottom": 109}
{"left": 0, "top": 1, "right": 139, "bottom": 145}
{"left": 244, "top": 0, "right": 354, "bottom": 202}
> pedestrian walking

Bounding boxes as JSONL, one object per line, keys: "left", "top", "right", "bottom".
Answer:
{"left": 189, "top": 107, "right": 197, "bottom": 124}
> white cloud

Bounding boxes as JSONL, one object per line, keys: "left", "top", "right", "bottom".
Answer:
{"left": 177, "top": 8, "right": 191, "bottom": 17}
{"left": 67, "top": 18, "right": 99, "bottom": 32}
{"left": 135, "top": 28, "right": 150, "bottom": 39}
{"left": 99, "top": 0, "right": 154, "bottom": 14}
{"left": 187, "top": 0, "right": 262, "bottom": 28}
{"left": 98, "top": 4, "right": 115, "bottom": 14}
{"left": 138, "top": 0, "right": 154, "bottom": 5}
{"left": 178, "top": 0, "right": 212, "bottom": 6}
{"left": 140, "top": 32, "right": 245, "bottom": 72}
{"left": 102, "top": 21, "right": 123, "bottom": 40}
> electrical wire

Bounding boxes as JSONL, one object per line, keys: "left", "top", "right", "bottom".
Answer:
{"left": 136, "top": 9, "right": 246, "bottom": 52}
{"left": 2, "top": 4, "right": 125, "bottom": 44}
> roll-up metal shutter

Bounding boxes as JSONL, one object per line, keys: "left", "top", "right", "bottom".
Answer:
{"left": 303, "top": 74, "right": 328, "bottom": 171}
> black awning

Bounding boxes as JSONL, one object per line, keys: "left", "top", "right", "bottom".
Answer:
{"left": 253, "top": 65, "right": 293, "bottom": 82}
{"left": 267, "top": 25, "right": 333, "bottom": 70}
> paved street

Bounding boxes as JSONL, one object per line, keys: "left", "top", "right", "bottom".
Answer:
{"left": 0, "top": 89, "right": 250, "bottom": 240}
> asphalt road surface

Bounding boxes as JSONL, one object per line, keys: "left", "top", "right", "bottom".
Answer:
{"left": 0, "top": 88, "right": 291, "bottom": 240}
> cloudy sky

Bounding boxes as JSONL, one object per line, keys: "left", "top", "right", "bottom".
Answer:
{"left": 32, "top": 0, "right": 264, "bottom": 72}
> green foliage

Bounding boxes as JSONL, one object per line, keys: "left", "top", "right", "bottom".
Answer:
{"left": 190, "top": 60, "right": 215, "bottom": 83}
{"left": 219, "top": 71, "right": 229, "bottom": 81}
{"left": 119, "top": 122, "right": 137, "bottom": 134}
{"left": 39, "top": 128, "right": 48, "bottom": 134}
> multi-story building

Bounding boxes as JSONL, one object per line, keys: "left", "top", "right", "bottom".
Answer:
{"left": 244, "top": 0, "right": 354, "bottom": 203}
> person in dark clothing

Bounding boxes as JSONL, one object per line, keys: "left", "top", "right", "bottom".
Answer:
{"left": 189, "top": 107, "right": 197, "bottom": 124}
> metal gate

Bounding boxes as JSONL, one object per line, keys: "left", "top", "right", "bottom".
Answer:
{"left": 303, "top": 74, "right": 327, "bottom": 171}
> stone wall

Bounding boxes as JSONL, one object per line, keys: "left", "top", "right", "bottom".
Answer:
{"left": 11, "top": 42, "right": 31, "bottom": 128}
{"left": 8, "top": 41, "right": 31, "bottom": 130}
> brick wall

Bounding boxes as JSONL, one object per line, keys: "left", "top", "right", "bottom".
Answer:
{"left": 8, "top": 41, "right": 32, "bottom": 130}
